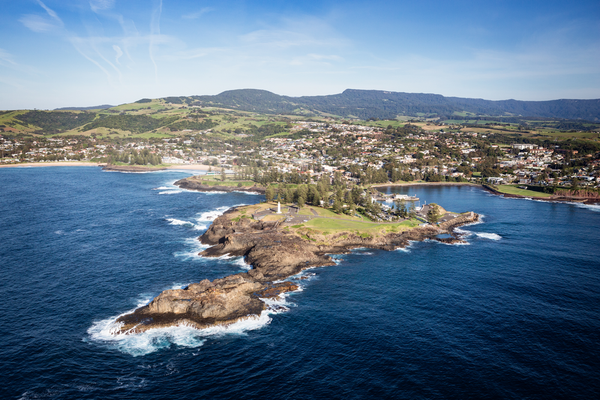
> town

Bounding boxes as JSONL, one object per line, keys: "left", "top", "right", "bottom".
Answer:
{"left": 2, "top": 118, "right": 598, "bottom": 191}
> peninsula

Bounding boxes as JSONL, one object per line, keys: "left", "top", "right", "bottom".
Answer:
{"left": 114, "top": 201, "right": 478, "bottom": 334}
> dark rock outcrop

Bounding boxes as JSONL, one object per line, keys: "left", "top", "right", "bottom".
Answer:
{"left": 175, "top": 177, "right": 266, "bottom": 194}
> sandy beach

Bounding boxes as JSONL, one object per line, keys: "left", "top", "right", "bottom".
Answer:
{"left": 0, "top": 161, "right": 102, "bottom": 168}
{"left": 0, "top": 162, "right": 213, "bottom": 171}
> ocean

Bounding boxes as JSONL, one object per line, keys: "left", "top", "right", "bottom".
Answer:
{"left": 0, "top": 167, "right": 598, "bottom": 399}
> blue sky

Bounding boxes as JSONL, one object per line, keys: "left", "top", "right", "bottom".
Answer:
{"left": 1, "top": 0, "right": 598, "bottom": 109}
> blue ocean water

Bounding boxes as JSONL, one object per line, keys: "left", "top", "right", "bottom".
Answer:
{"left": 0, "top": 168, "right": 599, "bottom": 399}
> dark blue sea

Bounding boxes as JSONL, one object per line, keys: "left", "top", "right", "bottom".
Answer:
{"left": 1, "top": 168, "right": 599, "bottom": 399}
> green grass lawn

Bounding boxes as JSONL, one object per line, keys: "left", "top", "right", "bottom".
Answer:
{"left": 303, "top": 217, "right": 419, "bottom": 234}
{"left": 309, "top": 206, "right": 362, "bottom": 220}
{"left": 496, "top": 185, "right": 553, "bottom": 197}
{"left": 297, "top": 208, "right": 314, "bottom": 216}
{"left": 198, "top": 179, "right": 257, "bottom": 187}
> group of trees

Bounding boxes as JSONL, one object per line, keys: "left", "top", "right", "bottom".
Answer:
{"left": 263, "top": 175, "right": 390, "bottom": 219}
{"left": 106, "top": 148, "right": 162, "bottom": 165}
{"left": 82, "top": 115, "right": 178, "bottom": 134}
{"left": 15, "top": 111, "right": 96, "bottom": 134}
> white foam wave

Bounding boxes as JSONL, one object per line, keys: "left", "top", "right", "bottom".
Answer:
{"left": 329, "top": 255, "right": 344, "bottom": 264}
{"left": 166, "top": 218, "right": 207, "bottom": 231}
{"left": 233, "top": 257, "right": 251, "bottom": 270}
{"left": 174, "top": 238, "right": 210, "bottom": 261}
{"left": 261, "top": 296, "right": 292, "bottom": 314}
{"left": 571, "top": 202, "right": 600, "bottom": 212}
{"left": 87, "top": 316, "right": 208, "bottom": 357}
{"left": 88, "top": 293, "right": 276, "bottom": 357}
{"left": 396, "top": 240, "right": 416, "bottom": 253}
{"left": 475, "top": 232, "right": 502, "bottom": 240}
{"left": 197, "top": 206, "right": 230, "bottom": 221}
{"left": 425, "top": 238, "right": 470, "bottom": 246}
{"left": 166, "top": 218, "right": 192, "bottom": 226}
{"left": 203, "top": 191, "right": 228, "bottom": 194}
{"left": 159, "top": 190, "right": 182, "bottom": 195}
{"left": 153, "top": 186, "right": 172, "bottom": 190}
{"left": 233, "top": 190, "right": 262, "bottom": 195}
{"left": 197, "top": 204, "right": 248, "bottom": 222}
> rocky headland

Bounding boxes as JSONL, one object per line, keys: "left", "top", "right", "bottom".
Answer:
{"left": 114, "top": 205, "right": 478, "bottom": 335}
{"left": 175, "top": 176, "right": 266, "bottom": 194}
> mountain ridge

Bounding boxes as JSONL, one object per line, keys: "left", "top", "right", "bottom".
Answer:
{"left": 174, "top": 88, "right": 600, "bottom": 121}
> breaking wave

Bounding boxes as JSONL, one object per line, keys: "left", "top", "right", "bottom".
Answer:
{"left": 173, "top": 238, "right": 210, "bottom": 261}
{"left": 158, "top": 190, "right": 182, "bottom": 195}
{"left": 87, "top": 279, "right": 302, "bottom": 357}
{"left": 87, "top": 309, "right": 272, "bottom": 357}
{"left": 475, "top": 232, "right": 502, "bottom": 240}
{"left": 197, "top": 204, "right": 248, "bottom": 221}
{"left": 165, "top": 218, "right": 207, "bottom": 231}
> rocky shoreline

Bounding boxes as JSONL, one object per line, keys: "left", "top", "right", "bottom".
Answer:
{"left": 174, "top": 177, "right": 266, "bottom": 194}
{"left": 482, "top": 184, "right": 600, "bottom": 204}
{"left": 114, "top": 207, "right": 478, "bottom": 335}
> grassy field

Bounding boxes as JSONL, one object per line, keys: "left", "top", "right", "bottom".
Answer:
{"left": 496, "top": 185, "right": 553, "bottom": 197}
{"left": 356, "top": 120, "right": 405, "bottom": 128}
{"left": 191, "top": 176, "right": 257, "bottom": 187}
{"left": 303, "top": 217, "right": 419, "bottom": 235}
{"left": 308, "top": 206, "right": 362, "bottom": 220}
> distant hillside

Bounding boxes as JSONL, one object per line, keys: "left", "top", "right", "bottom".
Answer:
{"left": 165, "top": 89, "right": 600, "bottom": 121}
{"left": 55, "top": 105, "right": 114, "bottom": 111}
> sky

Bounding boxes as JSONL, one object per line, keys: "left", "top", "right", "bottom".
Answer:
{"left": 0, "top": 0, "right": 598, "bottom": 109}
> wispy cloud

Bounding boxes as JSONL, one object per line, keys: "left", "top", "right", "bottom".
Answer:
{"left": 90, "top": 0, "right": 116, "bottom": 13}
{"left": 0, "top": 48, "right": 38, "bottom": 76}
{"left": 149, "top": 0, "right": 163, "bottom": 85}
{"left": 182, "top": 7, "right": 214, "bottom": 20}
{"left": 19, "top": 1, "right": 63, "bottom": 33}
{"left": 113, "top": 44, "right": 123, "bottom": 65}
{"left": 36, "top": 0, "right": 63, "bottom": 25}
{"left": 0, "top": 48, "right": 18, "bottom": 67}
{"left": 19, "top": 14, "right": 60, "bottom": 33}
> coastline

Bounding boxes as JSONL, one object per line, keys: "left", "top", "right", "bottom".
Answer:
{"left": 0, "top": 162, "right": 213, "bottom": 171}
{"left": 174, "top": 176, "right": 266, "bottom": 194}
{"left": 114, "top": 204, "right": 478, "bottom": 334}
{"left": 375, "top": 181, "right": 600, "bottom": 205}
{"left": 372, "top": 181, "right": 479, "bottom": 188}
{"left": 481, "top": 184, "right": 600, "bottom": 205}
{"left": 0, "top": 161, "right": 102, "bottom": 168}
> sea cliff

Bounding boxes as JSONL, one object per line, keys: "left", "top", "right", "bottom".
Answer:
{"left": 114, "top": 204, "right": 478, "bottom": 334}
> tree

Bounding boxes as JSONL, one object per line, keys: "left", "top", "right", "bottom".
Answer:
{"left": 265, "top": 186, "right": 275, "bottom": 202}
{"left": 333, "top": 199, "right": 343, "bottom": 214}
{"left": 408, "top": 202, "right": 417, "bottom": 219}
{"left": 427, "top": 204, "right": 441, "bottom": 224}
{"left": 221, "top": 167, "right": 226, "bottom": 182}
{"left": 395, "top": 199, "right": 407, "bottom": 218}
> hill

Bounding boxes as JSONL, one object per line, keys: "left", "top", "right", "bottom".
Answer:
{"left": 55, "top": 105, "right": 114, "bottom": 111}
{"left": 185, "top": 89, "right": 600, "bottom": 121}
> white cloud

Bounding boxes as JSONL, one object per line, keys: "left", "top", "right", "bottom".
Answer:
{"left": 36, "top": 0, "right": 63, "bottom": 25}
{"left": 20, "top": 0, "right": 63, "bottom": 33}
{"left": 113, "top": 44, "right": 123, "bottom": 64}
{"left": 90, "top": 0, "right": 116, "bottom": 13}
{"left": 20, "top": 14, "right": 60, "bottom": 33}
{"left": 0, "top": 49, "right": 18, "bottom": 67}
{"left": 182, "top": 7, "right": 214, "bottom": 20}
